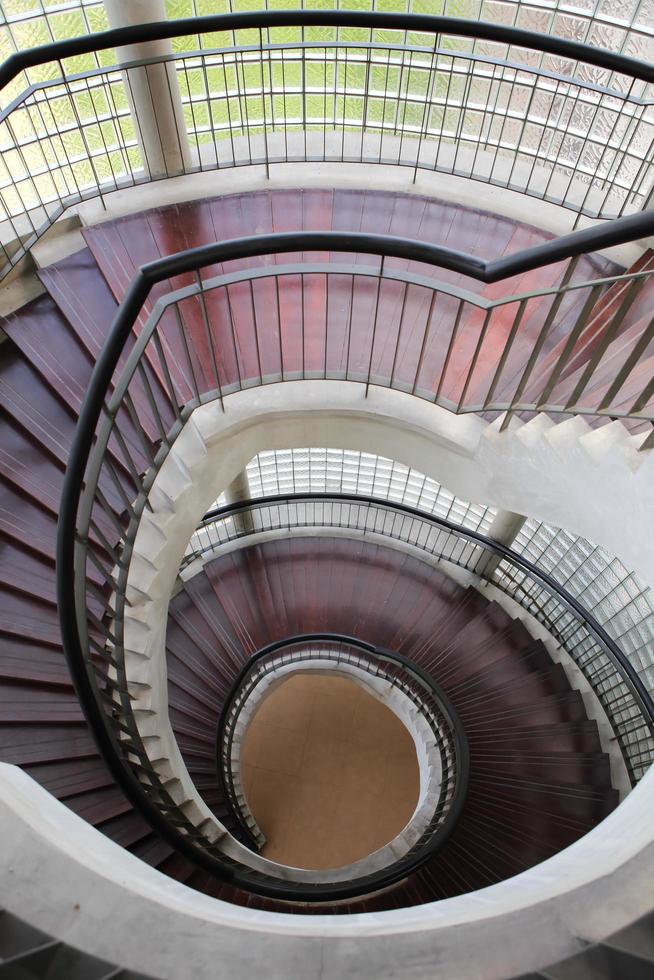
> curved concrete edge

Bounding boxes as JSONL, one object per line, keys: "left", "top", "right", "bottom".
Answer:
{"left": 2, "top": 761, "right": 654, "bottom": 980}
{"left": 122, "top": 382, "right": 653, "bottom": 874}
{"left": 76, "top": 134, "right": 645, "bottom": 269}
{"left": 226, "top": 657, "right": 443, "bottom": 883}
{"left": 8, "top": 158, "right": 642, "bottom": 321}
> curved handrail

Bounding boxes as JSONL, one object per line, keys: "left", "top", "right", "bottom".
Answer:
{"left": 56, "top": 229, "right": 654, "bottom": 899}
{"left": 215, "top": 632, "right": 469, "bottom": 862}
{"left": 2, "top": 12, "right": 654, "bottom": 91}
{"left": 198, "top": 493, "right": 654, "bottom": 741}
{"left": 1, "top": 10, "right": 653, "bottom": 283}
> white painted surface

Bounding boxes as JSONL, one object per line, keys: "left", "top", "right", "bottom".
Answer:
{"left": 104, "top": 0, "right": 192, "bottom": 178}
{"left": 77, "top": 134, "right": 645, "bottom": 269}
{"left": 1, "top": 761, "right": 653, "bottom": 980}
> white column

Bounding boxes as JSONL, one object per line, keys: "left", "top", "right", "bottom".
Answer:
{"left": 104, "top": 0, "right": 192, "bottom": 178}
{"left": 478, "top": 508, "right": 526, "bottom": 580}
{"left": 224, "top": 469, "right": 255, "bottom": 535}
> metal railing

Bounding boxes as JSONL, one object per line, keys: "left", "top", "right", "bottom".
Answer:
{"left": 125, "top": 239, "right": 654, "bottom": 439}
{"left": 188, "top": 493, "right": 654, "bottom": 785}
{"left": 216, "top": 633, "right": 467, "bottom": 865}
{"left": 2, "top": 11, "right": 654, "bottom": 277}
{"left": 56, "top": 229, "right": 654, "bottom": 896}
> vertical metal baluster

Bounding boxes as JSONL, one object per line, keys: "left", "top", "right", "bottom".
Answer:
{"left": 181, "top": 56, "right": 201, "bottom": 169}
{"left": 452, "top": 54, "right": 476, "bottom": 176}
{"left": 434, "top": 46, "right": 456, "bottom": 173}
{"left": 199, "top": 52, "right": 218, "bottom": 171}
{"left": 141, "top": 63, "right": 167, "bottom": 177}
{"left": 4, "top": 111, "right": 43, "bottom": 245}
{"left": 196, "top": 273, "right": 224, "bottom": 411}
{"left": 344, "top": 273, "right": 356, "bottom": 380}
{"left": 275, "top": 272, "right": 285, "bottom": 381}
{"left": 302, "top": 22, "right": 308, "bottom": 161}
{"left": 341, "top": 43, "right": 348, "bottom": 160}
{"left": 85, "top": 74, "right": 115, "bottom": 194}
{"left": 435, "top": 299, "right": 465, "bottom": 403}
{"left": 638, "top": 425, "right": 654, "bottom": 451}
{"left": 626, "top": 362, "right": 654, "bottom": 419}
{"left": 301, "top": 271, "right": 306, "bottom": 379}
{"left": 397, "top": 47, "right": 414, "bottom": 166}
{"left": 499, "top": 256, "right": 583, "bottom": 423}
{"left": 597, "top": 311, "right": 654, "bottom": 413}
{"left": 523, "top": 76, "right": 563, "bottom": 202}
{"left": 236, "top": 48, "right": 252, "bottom": 166}
{"left": 360, "top": 36, "right": 372, "bottom": 163}
{"left": 470, "top": 58, "right": 498, "bottom": 179}
{"left": 122, "top": 390, "right": 156, "bottom": 467}
{"left": 457, "top": 307, "right": 493, "bottom": 410}
{"left": 174, "top": 303, "right": 200, "bottom": 404}
{"left": 25, "top": 88, "right": 66, "bottom": 227}
{"left": 135, "top": 362, "right": 169, "bottom": 448}
{"left": 248, "top": 278, "right": 264, "bottom": 384}
{"left": 625, "top": 119, "right": 654, "bottom": 215}
{"left": 532, "top": 282, "right": 608, "bottom": 414}
{"left": 394, "top": 42, "right": 408, "bottom": 166}
{"left": 109, "top": 421, "right": 144, "bottom": 491}
{"left": 324, "top": 272, "right": 330, "bottom": 379}
{"left": 122, "top": 68, "right": 151, "bottom": 182}
{"left": 482, "top": 298, "right": 528, "bottom": 409}
{"left": 59, "top": 61, "right": 105, "bottom": 209}
{"left": 597, "top": 84, "right": 643, "bottom": 218}
{"left": 389, "top": 281, "right": 409, "bottom": 390}
{"left": 103, "top": 69, "right": 133, "bottom": 186}
{"left": 278, "top": 42, "right": 288, "bottom": 163}
{"left": 559, "top": 83, "right": 608, "bottom": 212}
{"left": 411, "top": 289, "right": 438, "bottom": 396}
{"left": 164, "top": 54, "right": 187, "bottom": 174}
{"left": 575, "top": 81, "right": 634, "bottom": 220}
{"left": 505, "top": 67, "right": 540, "bottom": 191}
{"left": 322, "top": 42, "right": 329, "bottom": 162}
{"left": 152, "top": 327, "right": 182, "bottom": 421}
{"left": 259, "top": 28, "right": 270, "bottom": 178}
{"left": 378, "top": 44, "right": 392, "bottom": 164}
{"left": 222, "top": 283, "right": 241, "bottom": 389}
{"left": 413, "top": 36, "right": 439, "bottom": 182}
{"left": 564, "top": 277, "right": 646, "bottom": 411}
{"left": 541, "top": 75, "right": 586, "bottom": 207}
{"left": 365, "top": 258, "right": 385, "bottom": 396}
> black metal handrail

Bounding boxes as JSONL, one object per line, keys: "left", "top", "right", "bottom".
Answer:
{"left": 192, "top": 492, "right": 654, "bottom": 783}
{"left": 3, "top": 12, "right": 654, "bottom": 91}
{"left": 1, "top": 10, "right": 653, "bottom": 281}
{"left": 215, "top": 632, "right": 468, "bottom": 864}
{"left": 56, "top": 228, "right": 654, "bottom": 899}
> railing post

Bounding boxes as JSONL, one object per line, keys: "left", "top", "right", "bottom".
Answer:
{"left": 477, "top": 509, "right": 526, "bottom": 581}
{"left": 104, "top": 0, "right": 192, "bottom": 179}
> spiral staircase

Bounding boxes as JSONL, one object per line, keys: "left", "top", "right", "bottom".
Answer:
{"left": 1, "top": 6, "right": 654, "bottom": 979}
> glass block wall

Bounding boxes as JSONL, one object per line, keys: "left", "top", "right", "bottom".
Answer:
{"left": 508, "top": 519, "right": 654, "bottom": 693}
{"left": 164, "top": 0, "right": 654, "bottom": 66}
{"left": 0, "top": 1, "right": 113, "bottom": 96}
{"left": 215, "top": 448, "right": 497, "bottom": 534}
{"left": 0, "top": 1, "right": 136, "bottom": 227}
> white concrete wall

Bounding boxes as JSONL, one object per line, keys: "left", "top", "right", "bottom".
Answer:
{"left": 1, "top": 761, "right": 653, "bottom": 980}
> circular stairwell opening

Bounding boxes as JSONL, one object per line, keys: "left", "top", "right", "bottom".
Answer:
{"left": 240, "top": 674, "right": 420, "bottom": 870}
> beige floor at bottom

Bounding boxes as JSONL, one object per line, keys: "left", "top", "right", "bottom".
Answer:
{"left": 240, "top": 673, "right": 420, "bottom": 870}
